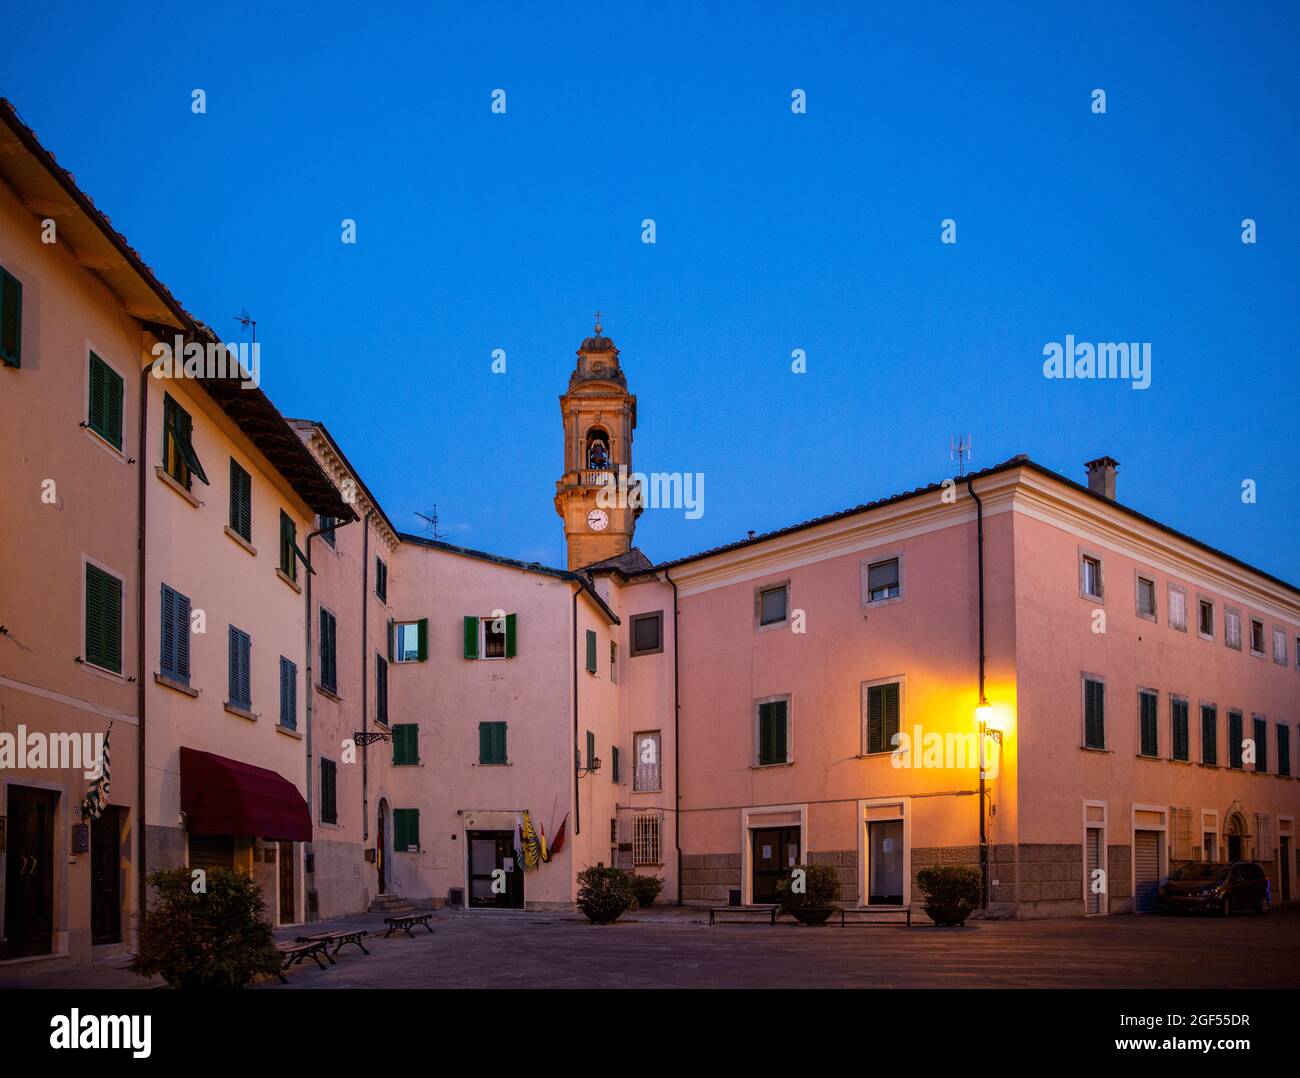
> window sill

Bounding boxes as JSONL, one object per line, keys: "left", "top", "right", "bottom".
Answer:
{"left": 1079, "top": 593, "right": 1105, "bottom": 605}
{"left": 225, "top": 702, "right": 258, "bottom": 722}
{"left": 1197, "top": 632, "right": 1215, "bottom": 643}
{"left": 276, "top": 567, "right": 302, "bottom": 594}
{"left": 392, "top": 761, "right": 420, "bottom": 767}
{"left": 224, "top": 526, "right": 257, "bottom": 556}
{"left": 1078, "top": 745, "right": 1112, "bottom": 754}
{"left": 1197, "top": 762, "right": 1221, "bottom": 770}
{"left": 155, "top": 672, "right": 198, "bottom": 698}
{"left": 857, "top": 751, "right": 894, "bottom": 760}
{"left": 863, "top": 595, "right": 904, "bottom": 610}
{"left": 1136, "top": 753, "right": 1161, "bottom": 761}
{"left": 631, "top": 788, "right": 664, "bottom": 795}
{"left": 80, "top": 659, "right": 125, "bottom": 683}
{"left": 315, "top": 684, "right": 342, "bottom": 702}
{"left": 276, "top": 723, "right": 303, "bottom": 740}
{"left": 155, "top": 466, "right": 201, "bottom": 507}
{"left": 1136, "top": 613, "right": 1157, "bottom": 624}
{"left": 751, "top": 761, "right": 793, "bottom": 770}
{"left": 84, "top": 424, "right": 126, "bottom": 461}
{"left": 1249, "top": 650, "right": 1266, "bottom": 660}
{"left": 474, "top": 761, "right": 512, "bottom": 767}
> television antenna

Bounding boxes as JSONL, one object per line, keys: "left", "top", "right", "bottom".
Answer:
{"left": 415, "top": 505, "right": 448, "bottom": 542}
{"left": 233, "top": 308, "right": 257, "bottom": 345}
{"left": 950, "top": 435, "right": 972, "bottom": 476}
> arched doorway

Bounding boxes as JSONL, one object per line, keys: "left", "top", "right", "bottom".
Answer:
{"left": 1224, "top": 810, "right": 1249, "bottom": 862}
{"left": 377, "top": 799, "right": 390, "bottom": 894}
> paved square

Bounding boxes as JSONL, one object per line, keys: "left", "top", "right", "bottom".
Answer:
{"left": 7, "top": 907, "right": 1294, "bottom": 989}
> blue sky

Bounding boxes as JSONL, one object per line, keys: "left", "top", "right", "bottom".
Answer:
{"left": 4, "top": 2, "right": 1297, "bottom": 579}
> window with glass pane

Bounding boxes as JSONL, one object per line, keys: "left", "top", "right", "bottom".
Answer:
{"left": 1250, "top": 620, "right": 1265, "bottom": 654}
{"left": 867, "top": 558, "right": 900, "bottom": 602}
{"left": 394, "top": 622, "right": 421, "bottom": 662}
{"left": 630, "top": 612, "right": 663, "bottom": 655}
{"left": 1137, "top": 577, "right": 1156, "bottom": 618}
{"left": 483, "top": 617, "right": 507, "bottom": 658}
{"left": 759, "top": 585, "right": 787, "bottom": 625}
{"left": 1082, "top": 556, "right": 1102, "bottom": 599}
{"left": 633, "top": 731, "right": 662, "bottom": 791}
{"left": 1168, "top": 586, "right": 1186, "bottom": 630}
{"left": 1198, "top": 600, "right": 1214, "bottom": 636}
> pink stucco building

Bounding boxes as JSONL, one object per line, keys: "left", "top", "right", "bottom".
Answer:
{"left": 3, "top": 101, "right": 1298, "bottom": 974}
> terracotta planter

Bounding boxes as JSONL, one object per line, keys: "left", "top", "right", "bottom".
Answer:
{"left": 790, "top": 906, "right": 835, "bottom": 925}
{"left": 924, "top": 905, "right": 973, "bottom": 927}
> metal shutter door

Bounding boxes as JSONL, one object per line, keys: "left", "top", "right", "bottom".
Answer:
{"left": 188, "top": 834, "right": 235, "bottom": 873}
{"left": 1085, "top": 829, "right": 1102, "bottom": 914}
{"left": 1134, "top": 830, "right": 1160, "bottom": 912}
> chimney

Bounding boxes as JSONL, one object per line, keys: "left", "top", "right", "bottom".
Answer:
{"left": 1085, "top": 456, "right": 1119, "bottom": 500}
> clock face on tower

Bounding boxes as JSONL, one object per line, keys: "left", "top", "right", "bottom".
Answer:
{"left": 587, "top": 508, "right": 610, "bottom": 532}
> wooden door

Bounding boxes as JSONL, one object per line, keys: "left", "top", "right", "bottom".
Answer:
{"left": 3, "top": 786, "right": 58, "bottom": 958}
{"left": 279, "top": 842, "right": 295, "bottom": 923}
{"left": 91, "top": 806, "right": 123, "bottom": 945}
{"left": 752, "top": 827, "right": 800, "bottom": 904}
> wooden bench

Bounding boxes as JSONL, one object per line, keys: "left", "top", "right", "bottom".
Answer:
{"left": 708, "top": 904, "right": 779, "bottom": 926}
{"left": 383, "top": 913, "right": 434, "bottom": 938}
{"left": 838, "top": 906, "right": 912, "bottom": 927}
{"left": 296, "top": 929, "right": 370, "bottom": 956}
{"left": 276, "top": 940, "right": 330, "bottom": 982}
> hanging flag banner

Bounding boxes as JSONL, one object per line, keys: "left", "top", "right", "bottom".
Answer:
{"left": 82, "top": 722, "right": 112, "bottom": 820}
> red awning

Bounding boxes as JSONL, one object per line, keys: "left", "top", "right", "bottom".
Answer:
{"left": 180, "top": 747, "right": 312, "bottom": 842}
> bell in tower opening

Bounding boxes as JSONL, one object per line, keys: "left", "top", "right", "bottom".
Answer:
{"left": 554, "top": 314, "right": 640, "bottom": 569}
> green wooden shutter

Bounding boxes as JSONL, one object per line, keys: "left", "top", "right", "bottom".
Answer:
{"left": 479, "top": 722, "right": 491, "bottom": 763}
{"left": 0, "top": 267, "right": 22, "bottom": 367}
{"left": 88, "top": 353, "right": 122, "bottom": 446}
{"left": 586, "top": 730, "right": 595, "bottom": 768}
{"left": 1254, "top": 717, "right": 1268, "bottom": 773}
{"left": 416, "top": 618, "right": 428, "bottom": 662}
{"left": 1229, "top": 711, "right": 1244, "bottom": 768}
{"left": 1085, "top": 679, "right": 1105, "bottom": 749}
{"left": 1139, "top": 691, "right": 1158, "bottom": 756}
{"left": 772, "top": 699, "right": 788, "bottom": 762}
{"left": 586, "top": 629, "right": 597, "bottom": 673}
{"left": 229, "top": 459, "right": 251, "bottom": 540}
{"left": 866, "top": 687, "right": 883, "bottom": 754}
{"left": 1201, "top": 705, "right": 1217, "bottom": 766}
{"left": 505, "top": 613, "right": 517, "bottom": 658}
{"left": 882, "top": 685, "right": 898, "bottom": 751}
{"left": 85, "top": 564, "right": 122, "bottom": 674}
{"left": 393, "top": 809, "right": 419, "bottom": 851}
{"left": 464, "top": 616, "right": 479, "bottom": 659}
{"left": 387, "top": 618, "right": 394, "bottom": 661}
{"left": 612, "top": 745, "right": 620, "bottom": 782}
{"left": 393, "top": 724, "right": 418, "bottom": 765}
{"left": 493, "top": 722, "right": 507, "bottom": 764}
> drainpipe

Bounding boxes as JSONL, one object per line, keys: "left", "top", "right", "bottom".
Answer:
{"left": 965, "top": 476, "right": 989, "bottom": 911}
{"left": 572, "top": 585, "right": 580, "bottom": 837}
{"left": 361, "top": 511, "right": 371, "bottom": 842}
{"left": 136, "top": 354, "right": 151, "bottom": 924}
{"left": 665, "top": 570, "right": 682, "bottom": 905}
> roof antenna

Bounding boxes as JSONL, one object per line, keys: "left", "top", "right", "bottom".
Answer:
{"left": 415, "top": 505, "right": 448, "bottom": 542}
{"left": 950, "top": 435, "right": 972, "bottom": 476}
{"left": 234, "top": 308, "right": 257, "bottom": 345}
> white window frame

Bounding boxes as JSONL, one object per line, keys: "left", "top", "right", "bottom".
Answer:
{"left": 1224, "top": 607, "right": 1241, "bottom": 650}
{"left": 856, "top": 797, "right": 909, "bottom": 909}
{"left": 393, "top": 620, "right": 422, "bottom": 663}
{"left": 861, "top": 550, "right": 905, "bottom": 608}
{"left": 1079, "top": 549, "right": 1105, "bottom": 603}
{"left": 755, "top": 580, "right": 790, "bottom": 631}
{"left": 741, "top": 803, "right": 808, "bottom": 906}
{"left": 478, "top": 616, "right": 507, "bottom": 661}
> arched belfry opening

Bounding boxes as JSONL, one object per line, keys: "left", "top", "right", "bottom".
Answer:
{"left": 585, "top": 427, "right": 611, "bottom": 471}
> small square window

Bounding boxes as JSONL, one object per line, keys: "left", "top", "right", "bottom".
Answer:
{"left": 866, "top": 558, "right": 901, "bottom": 603}
{"left": 758, "top": 584, "right": 788, "bottom": 626}
{"left": 630, "top": 611, "right": 664, "bottom": 656}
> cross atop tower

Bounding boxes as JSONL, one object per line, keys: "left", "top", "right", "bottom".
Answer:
{"left": 594, "top": 310, "right": 603, "bottom": 335}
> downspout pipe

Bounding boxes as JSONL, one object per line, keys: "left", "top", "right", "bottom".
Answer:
{"left": 304, "top": 517, "right": 353, "bottom": 823}
{"left": 361, "top": 512, "right": 372, "bottom": 843}
{"left": 965, "top": 476, "right": 989, "bottom": 910}
{"left": 136, "top": 355, "right": 151, "bottom": 924}
{"left": 665, "top": 570, "right": 682, "bottom": 905}
{"left": 572, "top": 585, "right": 580, "bottom": 837}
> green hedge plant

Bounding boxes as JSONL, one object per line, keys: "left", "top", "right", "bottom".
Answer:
{"left": 916, "top": 865, "right": 981, "bottom": 908}
{"left": 775, "top": 862, "right": 842, "bottom": 911}
{"left": 577, "top": 865, "right": 635, "bottom": 924}
{"left": 130, "top": 867, "right": 282, "bottom": 989}
{"left": 628, "top": 874, "right": 664, "bottom": 909}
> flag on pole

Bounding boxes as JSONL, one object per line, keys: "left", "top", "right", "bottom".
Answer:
{"left": 82, "top": 722, "right": 112, "bottom": 820}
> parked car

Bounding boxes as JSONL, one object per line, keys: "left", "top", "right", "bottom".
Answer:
{"left": 1157, "top": 861, "right": 1270, "bottom": 915}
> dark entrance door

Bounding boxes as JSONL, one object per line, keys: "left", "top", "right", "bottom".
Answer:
{"left": 3, "top": 786, "right": 58, "bottom": 958}
{"left": 752, "top": 827, "right": 800, "bottom": 904}
{"left": 279, "top": 842, "right": 295, "bottom": 923}
{"left": 867, "top": 820, "right": 905, "bottom": 904}
{"left": 377, "top": 803, "right": 388, "bottom": 893}
{"left": 467, "top": 830, "right": 523, "bottom": 909}
{"left": 90, "top": 806, "right": 123, "bottom": 945}
{"left": 1227, "top": 833, "right": 1243, "bottom": 862}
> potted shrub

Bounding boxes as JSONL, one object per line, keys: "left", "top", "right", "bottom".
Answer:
{"left": 130, "top": 867, "right": 282, "bottom": 989}
{"left": 916, "top": 865, "right": 981, "bottom": 926}
{"left": 628, "top": 874, "right": 664, "bottom": 909}
{"left": 577, "top": 865, "right": 636, "bottom": 924}
{"left": 776, "top": 862, "right": 842, "bottom": 925}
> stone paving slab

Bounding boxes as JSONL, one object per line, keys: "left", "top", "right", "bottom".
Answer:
{"left": 2, "top": 907, "right": 1295, "bottom": 989}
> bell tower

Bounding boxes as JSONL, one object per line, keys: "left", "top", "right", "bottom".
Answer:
{"left": 554, "top": 314, "right": 640, "bottom": 569}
